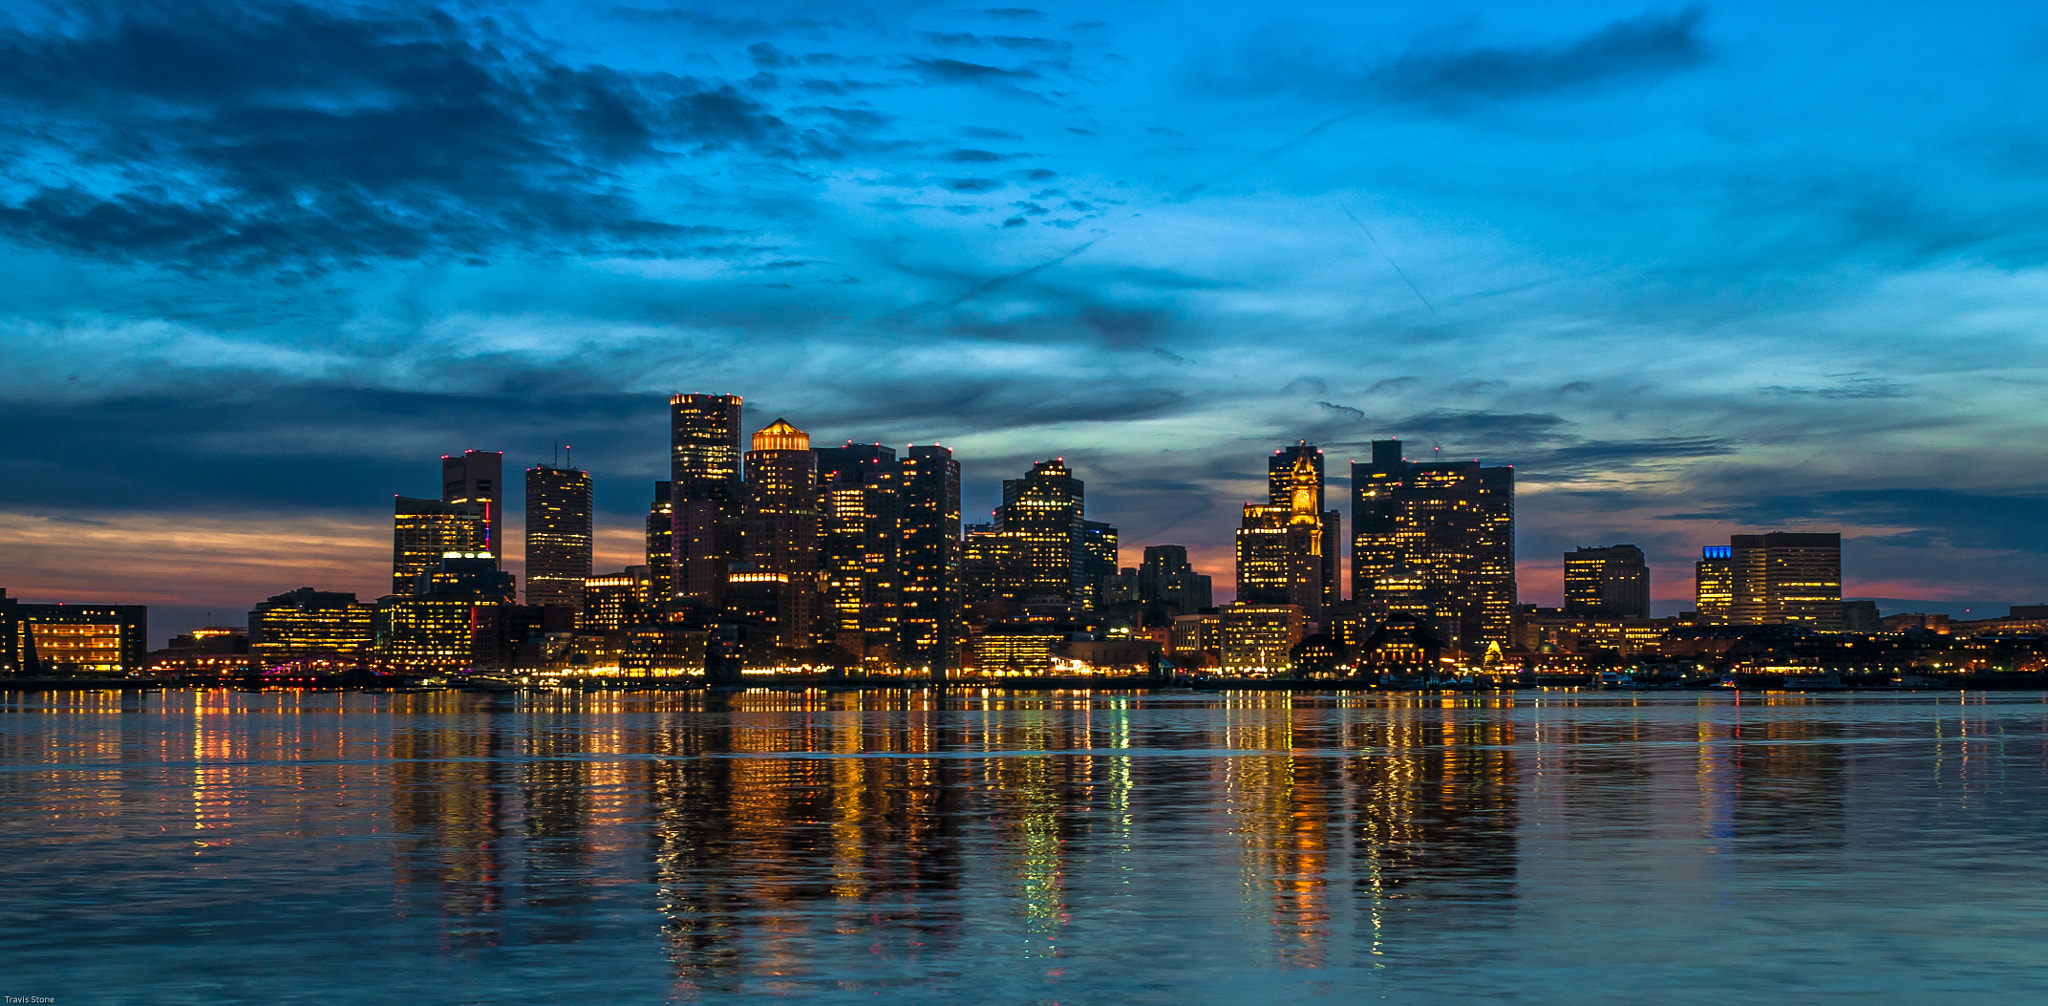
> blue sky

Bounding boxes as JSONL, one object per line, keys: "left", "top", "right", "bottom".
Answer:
{"left": 4, "top": 0, "right": 2048, "bottom": 640}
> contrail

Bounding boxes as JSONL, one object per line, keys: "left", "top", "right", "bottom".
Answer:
{"left": 1339, "top": 201, "right": 1435, "bottom": 314}
{"left": 1174, "top": 108, "right": 1370, "bottom": 202}
{"left": 944, "top": 237, "right": 1103, "bottom": 308}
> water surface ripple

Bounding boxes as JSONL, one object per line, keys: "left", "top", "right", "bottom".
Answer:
{"left": 3, "top": 689, "right": 2042, "bottom": 1003}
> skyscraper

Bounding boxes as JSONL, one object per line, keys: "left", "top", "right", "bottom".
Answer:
{"left": 524, "top": 463, "right": 593, "bottom": 609}
{"left": 1137, "top": 544, "right": 1213, "bottom": 614}
{"left": 441, "top": 450, "right": 503, "bottom": 561}
{"left": 669, "top": 393, "right": 744, "bottom": 607}
{"left": 1563, "top": 544, "right": 1650, "bottom": 618}
{"left": 1350, "top": 439, "right": 1515, "bottom": 653}
{"left": 739, "top": 418, "right": 820, "bottom": 650}
{"left": 995, "top": 459, "right": 1085, "bottom": 617}
{"left": 888, "top": 445, "right": 961, "bottom": 674}
{"left": 645, "top": 481, "right": 673, "bottom": 604}
{"left": 1079, "top": 520, "right": 1119, "bottom": 613}
{"left": 1695, "top": 545, "right": 1733, "bottom": 622}
{"left": 962, "top": 522, "right": 1030, "bottom": 624}
{"left": 392, "top": 496, "right": 487, "bottom": 595}
{"left": 816, "top": 443, "right": 897, "bottom": 652}
{"left": 1730, "top": 532, "right": 1843, "bottom": 630}
{"left": 1237, "top": 448, "right": 1327, "bottom": 617}
{"left": 1265, "top": 442, "right": 1340, "bottom": 610}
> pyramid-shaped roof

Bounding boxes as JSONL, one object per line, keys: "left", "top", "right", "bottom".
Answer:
{"left": 751, "top": 417, "right": 810, "bottom": 452}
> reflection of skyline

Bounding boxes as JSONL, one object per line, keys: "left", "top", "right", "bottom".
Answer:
{"left": 652, "top": 692, "right": 969, "bottom": 993}
{"left": 392, "top": 697, "right": 506, "bottom": 942}
{"left": 9, "top": 690, "right": 2034, "bottom": 999}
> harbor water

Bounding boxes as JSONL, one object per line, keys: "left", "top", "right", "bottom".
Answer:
{"left": 3, "top": 689, "right": 2044, "bottom": 1003}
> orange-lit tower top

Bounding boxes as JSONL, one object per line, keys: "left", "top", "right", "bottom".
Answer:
{"left": 751, "top": 418, "right": 810, "bottom": 452}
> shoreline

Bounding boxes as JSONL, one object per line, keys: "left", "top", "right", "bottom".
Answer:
{"left": 6, "top": 672, "right": 2048, "bottom": 693}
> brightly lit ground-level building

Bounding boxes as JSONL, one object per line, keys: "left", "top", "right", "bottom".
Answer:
{"left": 5, "top": 598, "right": 148, "bottom": 676}
{"left": 1219, "top": 603, "right": 1305, "bottom": 676}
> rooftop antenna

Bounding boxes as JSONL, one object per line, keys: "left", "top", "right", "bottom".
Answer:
{"left": 566, "top": 445, "right": 573, "bottom": 468}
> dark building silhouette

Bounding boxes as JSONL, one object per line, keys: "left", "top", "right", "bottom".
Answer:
{"left": 669, "top": 394, "right": 744, "bottom": 607}
{"left": 646, "top": 481, "right": 674, "bottom": 604}
{"left": 1079, "top": 520, "right": 1119, "bottom": 614}
{"left": 1564, "top": 544, "right": 1649, "bottom": 618}
{"left": 995, "top": 460, "right": 1085, "bottom": 618}
{"left": 0, "top": 589, "right": 16, "bottom": 674}
{"left": 442, "top": 450, "right": 504, "bottom": 561}
{"left": 1351, "top": 438, "right": 1515, "bottom": 654}
{"left": 1137, "top": 545, "right": 1213, "bottom": 614}
{"left": 525, "top": 464, "right": 593, "bottom": 610}
{"left": 1730, "top": 532, "right": 1843, "bottom": 631}
{"left": 1841, "top": 599, "right": 1880, "bottom": 632}
{"left": 392, "top": 496, "right": 487, "bottom": 596}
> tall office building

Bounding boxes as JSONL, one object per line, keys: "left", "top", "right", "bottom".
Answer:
{"left": 441, "top": 450, "right": 503, "bottom": 561}
{"left": 1351, "top": 439, "right": 1515, "bottom": 653}
{"left": 1137, "top": 544, "right": 1213, "bottom": 614}
{"left": 962, "top": 523, "right": 1030, "bottom": 623}
{"left": 887, "top": 445, "right": 961, "bottom": 674}
{"left": 645, "top": 481, "right": 674, "bottom": 604}
{"left": 739, "top": 418, "right": 820, "bottom": 650}
{"left": 1563, "top": 544, "right": 1650, "bottom": 618}
{"left": 816, "top": 443, "right": 897, "bottom": 649}
{"left": 1730, "top": 532, "right": 1843, "bottom": 630}
{"left": 1237, "top": 448, "right": 1327, "bottom": 617}
{"left": 1266, "top": 442, "right": 1340, "bottom": 610}
{"left": 524, "top": 464, "right": 593, "bottom": 609}
{"left": 669, "top": 393, "right": 744, "bottom": 607}
{"left": 392, "top": 497, "right": 487, "bottom": 596}
{"left": 1695, "top": 545, "right": 1733, "bottom": 622}
{"left": 1079, "top": 520, "right": 1119, "bottom": 613}
{"left": 995, "top": 459, "right": 1086, "bottom": 617}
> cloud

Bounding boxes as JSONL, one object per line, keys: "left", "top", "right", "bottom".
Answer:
{"left": 1392, "top": 409, "right": 1573, "bottom": 449}
{"left": 603, "top": 7, "right": 840, "bottom": 40}
{"left": 1376, "top": 8, "right": 1708, "bottom": 105}
{"left": 0, "top": 2, "right": 858, "bottom": 273}
{"left": 1658, "top": 489, "right": 2048, "bottom": 555}
{"left": 907, "top": 57, "right": 1040, "bottom": 84}
{"left": 1210, "top": 7, "right": 1708, "bottom": 111}
{"left": 1759, "top": 377, "right": 1910, "bottom": 400}
{"left": 1080, "top": 306, "right": 1169, "bottom": 347}
{"left": 1519, "top": 437, "right": 1738, "bottom": 480}
{"left": 1318, "top": 401, "right": 1366, "bottom": 421}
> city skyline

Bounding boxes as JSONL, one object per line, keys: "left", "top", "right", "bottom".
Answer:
{"left": 6, "top": 2, "right": 2048, "bottom": 644}
{"left": 1, "top": 395, "right": 2026, "bottom": 648}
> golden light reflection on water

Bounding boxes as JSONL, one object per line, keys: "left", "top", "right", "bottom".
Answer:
{"left": 5, "top": 688, "right": 2045, "bottom": 999}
